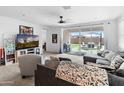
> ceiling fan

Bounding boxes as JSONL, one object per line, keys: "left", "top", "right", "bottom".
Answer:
{"left": 58, "top": 16, "right": 66, "bottom": 24}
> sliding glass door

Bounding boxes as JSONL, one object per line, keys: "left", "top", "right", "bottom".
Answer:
{"left": 80, "top": 31, "right": 104, "bottom": 54}
{"left": 69, "top": 31, "right": 104, "bottom": 54}
{"left": 63, "top": 24, "right": 104, "bottom": 54}
{"left": 70, "top": 32, "right": 81, "bottom": 52}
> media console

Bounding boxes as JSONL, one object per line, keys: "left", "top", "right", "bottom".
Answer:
{"left": 15, "top": 47, "right": 42, "bottom": 63}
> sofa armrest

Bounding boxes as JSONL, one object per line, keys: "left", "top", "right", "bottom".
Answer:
{"left": 83, "top": 56, "right": 97, "bottom": 63}
{"left": 108, "top": 73, "right": 124, "bottom": 86}
{"left": 35, "top": 64, "right": 77, "bottom": 86}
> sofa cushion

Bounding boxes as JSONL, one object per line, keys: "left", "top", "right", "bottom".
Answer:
{"left": 116, "top": 69, "right": 124, "bottom": 77}
{"left": 108, "top": 73, "right": 124, "bottom": 86}
{"left": 110, "top": 55, "right": 124, "bottom": 69}
{"left": 96, "top": 59, "right": 111, "bottom": 66}
{"left": 115, "top": 62, "right": 124, "bottom": 77}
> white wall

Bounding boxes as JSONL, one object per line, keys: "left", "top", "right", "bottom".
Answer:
{"left": 104, "top": 19, "right": 118, "bottom": 52}
{"left": 0, "top": 16, "right": 44, "bottom": 49}
{"left": 41, "top": 29, "right": 47, "bottom": 44}
{"left": 46, "top": 26, "right": 62, "bottom": 53}
{"left": 117, "top": 15, "right": 124, "bottom": 51}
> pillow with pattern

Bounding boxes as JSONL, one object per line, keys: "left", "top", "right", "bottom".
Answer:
{"left": 119, "top": 62, "right": 124, "bottom": 70}
{"left": 104, "top": 51, "right": 117, "bottom": 61}
{"left": 110, "top": 55, "right": 124, "bottom": 69}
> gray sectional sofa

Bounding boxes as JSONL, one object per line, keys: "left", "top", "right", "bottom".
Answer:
{"left": 35, "top": 50, "right": 124, "bottom": 86}
{"left": 84, "top": 50, "right": 124, "bottom": 86}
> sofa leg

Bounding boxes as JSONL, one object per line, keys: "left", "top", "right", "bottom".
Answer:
{"left": 22, "top": 76, "right": 26, "bottom": 79}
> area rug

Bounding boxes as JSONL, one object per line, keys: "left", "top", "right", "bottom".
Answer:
{"left": 0, "top": 63, "right": 34, "bottom": 86}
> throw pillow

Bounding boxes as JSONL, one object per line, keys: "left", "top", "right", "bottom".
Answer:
{"left": 45, "top": 60, "right": 60, "bottom": 69}
{"left": 50, "top": 56, "right": 60, "bottom": 61}
{"left": 101, "top": 50, "right": 110, "bottom": 57}
{"left": 110, "top": 55, "right": 124, "bottom": 69}
{"left": 119, "top": 62, "right": 124, "bottom": 70}
{"left": 104, "top": 51, "right": 117, "bottom": 61}
{"left": 96, "top": 59, "right": 111, "bottom": 66}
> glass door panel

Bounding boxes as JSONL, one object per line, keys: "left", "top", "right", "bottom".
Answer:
{"left": 80, "top": 31, "right": 104, "bottom": 54}
{"left": 70, "top": 32, "right": 80, "bottom": 52}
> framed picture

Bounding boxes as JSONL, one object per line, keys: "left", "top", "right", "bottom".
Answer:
{"left": 52, "top": 34, "right": 57, "bottom": 43}
{"left": 19, "top": 25, "right": 33, "bottom": 35}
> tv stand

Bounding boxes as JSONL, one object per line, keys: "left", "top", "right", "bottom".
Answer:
{"left": 15, "top": 47, "right": 42, "bottom": 62}
{"left": 27, "top": 48, "right": 35, "bottom": 54}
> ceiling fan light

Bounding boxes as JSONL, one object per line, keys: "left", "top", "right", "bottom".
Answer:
{"left": 59, "top": 20, "right": 64, "bottom": 23}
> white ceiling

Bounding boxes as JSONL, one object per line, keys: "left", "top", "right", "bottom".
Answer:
{"left": 0, "top": 6, "right": 124, "bottom": 26}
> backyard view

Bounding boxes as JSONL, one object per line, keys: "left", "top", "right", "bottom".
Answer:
{"left": 68, "top": 31, "right": 104, "bottom": 54}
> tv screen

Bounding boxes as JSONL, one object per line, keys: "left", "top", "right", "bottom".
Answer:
{"left": 16, "top": 34, "right": 39, "bottom": 50}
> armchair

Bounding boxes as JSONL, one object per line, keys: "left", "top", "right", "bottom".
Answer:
{"left": 18, "top": 54, "right": 42, "bottom": 78}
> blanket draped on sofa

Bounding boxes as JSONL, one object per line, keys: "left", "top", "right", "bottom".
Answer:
{"left": 55, "top": 61, "right": 109, "bottom": 86}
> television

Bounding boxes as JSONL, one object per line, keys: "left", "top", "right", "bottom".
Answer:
{"left": 16, "top": 34, "right": 39, "bottom": 50}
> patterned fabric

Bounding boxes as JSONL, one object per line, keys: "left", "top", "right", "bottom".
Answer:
{"left": 119, "top": 62, "right": 124, "bottom": 70}
{"left": 56, "top": 61, "right": 109, "bottom": 86}
{"left": 110, "top": 55, "right": 124, "bottom": 69}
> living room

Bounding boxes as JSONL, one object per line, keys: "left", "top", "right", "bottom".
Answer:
{"left": 1, "top": 1, "right": 124, "bottom": 92}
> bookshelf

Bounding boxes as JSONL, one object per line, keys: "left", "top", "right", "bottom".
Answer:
{"left": 4, "top": 38, "right": 15, "bottom": 65}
